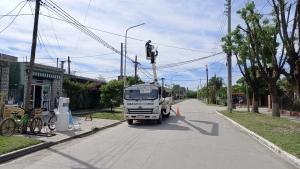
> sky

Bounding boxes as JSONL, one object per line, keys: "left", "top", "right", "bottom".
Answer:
{"left": 0, "top": 0, "right": 272, "bottom": 91}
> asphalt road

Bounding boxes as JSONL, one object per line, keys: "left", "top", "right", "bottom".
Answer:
{"left": 0, "top": 99, "right": 297, "bottom": 169}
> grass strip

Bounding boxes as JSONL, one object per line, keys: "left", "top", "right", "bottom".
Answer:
{"left": 219, "top": 110, "right": 300, "bottom": 158}
{"left": 0, "top": 136, "right": 43, "bottom": 155}
{"left": 74, "top": 110, "right": 124, "bottom": 121}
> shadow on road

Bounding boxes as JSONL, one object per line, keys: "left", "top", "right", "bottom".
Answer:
{"left": 130, "top": 115, "right": 219, "bottom": 136}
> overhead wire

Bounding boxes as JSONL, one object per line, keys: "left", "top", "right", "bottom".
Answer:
{"left": 72, "top": 0, "right": 91, "bottom": 55}
{"left": 42, "top": 0, "right": 154, "bottom": 77}
{"left": 0, "top": 1, "right": 26, "bottom": 20}
{"left": 46, "top": 5, "right": 62, "bottom": 53}
{"left": 0, "top": 1, "right": 27, "bottom": 34}
{"left": 37, "top": 13, "right": 216, "bottom": 54}
{"left": 42, "top": 0, "right": 132, "bottom": 60}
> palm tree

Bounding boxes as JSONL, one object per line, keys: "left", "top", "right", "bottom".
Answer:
{"left": 208, "top": 75, "right": 224, "bottom": 104}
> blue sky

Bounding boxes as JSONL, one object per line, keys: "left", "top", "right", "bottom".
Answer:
{"left": 0, "top": 0, "right": 272, "bottom": 91}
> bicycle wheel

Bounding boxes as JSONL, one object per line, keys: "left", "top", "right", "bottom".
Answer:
{"left": 0, "top": 118, "right": 16, "bottom": 136}
{"left": 30, "top": 117, "right": 42, "bottom": 134}
{"left": 48, "top": 116, "right": 56, "bottom": 131}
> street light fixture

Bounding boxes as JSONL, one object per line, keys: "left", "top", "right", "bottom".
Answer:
{"left": 124, "top": 23, "right": 145, "bottom": 88}
{"left": 171, "top": 75, "right": 181, "bottom": 99}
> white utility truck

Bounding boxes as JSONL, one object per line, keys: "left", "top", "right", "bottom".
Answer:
{"left": 123, "top": 40, "right": 172, "bottom": 125}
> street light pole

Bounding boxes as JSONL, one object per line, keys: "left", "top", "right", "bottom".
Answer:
{"left": 171, "top": 75, "right": 181, "bottom": 99}
{"left": 124, "top": 23, "right": 145, "bottom": 88}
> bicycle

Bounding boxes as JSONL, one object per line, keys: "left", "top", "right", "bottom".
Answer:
{"left": 30, "top": 109, "right": 57, "bottom": 134}
{"left": 0, "top": 108, "right": 35, "bottom": 136}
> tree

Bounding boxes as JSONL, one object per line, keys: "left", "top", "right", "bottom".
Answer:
{"left": 270, "top": 0, "right": 300, "bottom": 101}
{"left": 126, "top": 75, "right": 143, "bottom": 86}
{"left": 222, "top": 28, "right": 266, "bottom": 112}
{"left": 99, "top": 76, "right": 143, "bottom": 107}
{"left": 100, "top": 79, "right": 123, "bottom": 108}
{"left": 217, "top": 86, "right": 227, "bottom": 101}
{"left": 186, "top": 90, "right": 197, "bottom": 98}
{"left": 208, "top": 75, "right": 224, "bottom": 104}
{"left": 223, "top": 1, "right": 284, "bottom": 116}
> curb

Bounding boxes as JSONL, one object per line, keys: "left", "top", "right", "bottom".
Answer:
{"left": 0, "top": 120, "right": 125, "bottom": 164}
{"left": 215, "top": 111, "right": 300, "bottom": 169}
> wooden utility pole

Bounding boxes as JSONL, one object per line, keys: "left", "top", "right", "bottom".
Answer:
{"left": 25, "top": 0, "right": 40, "bottom": 110}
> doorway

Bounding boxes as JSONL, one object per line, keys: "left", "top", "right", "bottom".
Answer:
{"left": 34, "top": 85, "right": 42, "bottom": 108}
{"left": 30, "top": 84, "right": 51, "bottom": 110}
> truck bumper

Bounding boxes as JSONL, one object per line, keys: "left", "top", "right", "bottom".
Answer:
{"left": 124, "top": 114, "right": 159, "bottom": 120}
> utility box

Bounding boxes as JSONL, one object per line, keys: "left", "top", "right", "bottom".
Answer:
{"left": 55, "top": 97, "right": 70, "bottom": 131}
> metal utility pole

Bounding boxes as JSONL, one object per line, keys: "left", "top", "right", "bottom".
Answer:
{"left": 68, "top": 56, "right": 71, "bottom": 74}
{"left": 120, "top": 43, "right": 123, "bottom": 80}
{"left": 124, "top": 23, "right": 145, "bottom": 88}
{"left": 134, "top": 55, "right": 137, "bottom": 84}
{"left": 225, "top": 0, "right": 232, "bottom": 112}
{"left": 25, "top": 0, "right": 40, "bottom": 110}
{"left": 57, "top": 58, "right": 58, "bottom": 68}
{"left": 206, "top": 65, "right": 208, "bottom": 103}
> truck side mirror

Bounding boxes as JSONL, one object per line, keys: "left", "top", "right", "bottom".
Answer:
{"left": 162, "top": 90, "right": 166, "bottom": 98}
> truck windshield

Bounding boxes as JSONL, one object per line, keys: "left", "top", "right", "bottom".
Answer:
{"left": 124, "top": 87, "right": 158, "bottom": 100}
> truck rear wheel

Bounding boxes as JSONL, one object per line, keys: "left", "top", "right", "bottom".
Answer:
{"left": 157, "top": 114, "right": 162, "bottom": 124}
{"left": 127, "top": 119, "right": 133, "bottom": 125}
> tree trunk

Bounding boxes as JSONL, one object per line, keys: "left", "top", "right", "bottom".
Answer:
{"left": 269, "top": 83, "right": 280, "bottom": 117}
{"left": 251, "top": 91, "right": 259, "bottom": 113}
{"left": 295, "top": 61, "right": 300, "bottom": 101}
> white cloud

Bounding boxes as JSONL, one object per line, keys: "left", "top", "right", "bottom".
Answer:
{"left": 0, "top": 0, "right": 272, "bottom": 90}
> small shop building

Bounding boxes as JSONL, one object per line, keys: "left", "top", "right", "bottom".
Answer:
{"left": 9, "top": 62, "right": 64, "bottom": 111}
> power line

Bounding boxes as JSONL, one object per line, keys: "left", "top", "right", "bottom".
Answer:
{"left": 151, "top": 52, "right": 223, "bottom": 69}
{"left": 72, "top": 0, "right": 91, "bottom": 55}
{"left": 0, "top": 1, "right": 27, "bottom": 34}
{"left": 34, "top": 52, "right": 116, "bottom": 59}
{"left": 38, "top": 13, "right": 216, "bottom": 53}
{"left": 42, "top": 0, "right": 127, "bottom": 58}
{"left": 0, "top": 1, "right": 26, "bottom": 20}
{"left": 46, "top": 5, "right": 62, "bottom": 53}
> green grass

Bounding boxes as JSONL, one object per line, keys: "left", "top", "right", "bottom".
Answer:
{"left": 219, "top": 110, "right": 300, "bottom": 158}
{"left": 75, "top": 110, "right": 124, "bottom": 120}
{"left": 0, "top": 136, "right": 43, "bottom": 155}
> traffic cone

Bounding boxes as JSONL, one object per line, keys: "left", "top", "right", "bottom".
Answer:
{"left": 177, "top": 107, "right": 180, "bottom": 116}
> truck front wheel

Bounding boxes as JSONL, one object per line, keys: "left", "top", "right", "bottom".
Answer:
{"left": 127, "top": 119, "right": 133, "bottom": 125}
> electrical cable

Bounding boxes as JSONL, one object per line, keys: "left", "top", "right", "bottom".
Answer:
{"left": 0, "top": 1, "right": 26, "bottom": 19}
{"left": 46, "top": 5, "right": 62, "bottom": 53}
{"left": 72, "top": 0, "right": 91, "bottom": 55}
{"left": 37, "top": 13, "right": 216, "bottom": 53}
{"left": 0, "top": 1, "right": 27, "bottom": 34}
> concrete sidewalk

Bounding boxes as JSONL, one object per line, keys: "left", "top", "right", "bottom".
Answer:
{"left": 236, "top": 107, "right": 300, "bottom": 123}
{"left": 0, "top": 109, "right": 125, "bottom": 163}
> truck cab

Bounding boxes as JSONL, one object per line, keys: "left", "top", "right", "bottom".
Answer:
{"left": 123, "top": 84, "right": 163, "bottom": 125}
